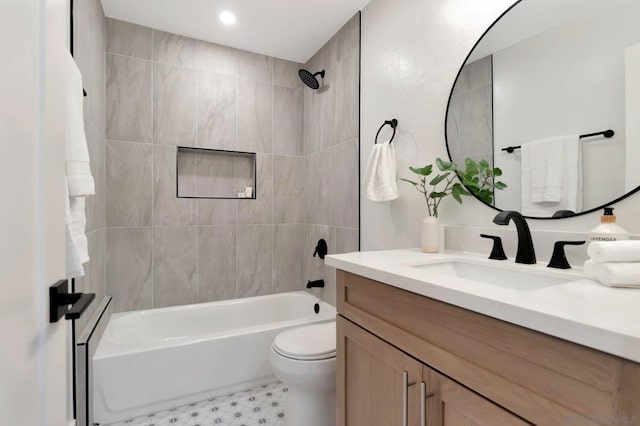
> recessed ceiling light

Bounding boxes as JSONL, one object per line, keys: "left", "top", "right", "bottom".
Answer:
{"left": 219, "top": 11, "right": 236, "bottom": 25}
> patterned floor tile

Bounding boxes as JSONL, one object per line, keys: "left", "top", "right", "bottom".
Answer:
{"left": 106, "top": 381, "right": 287, "bottom": 426}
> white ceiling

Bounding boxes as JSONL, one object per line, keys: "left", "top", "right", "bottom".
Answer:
{"left": 100, "top": 0, "right": 371, "bottom": 63}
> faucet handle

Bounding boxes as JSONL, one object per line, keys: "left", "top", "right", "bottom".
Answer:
{"left": 547, "top": 241, "right": 586, "bottom": 269}
{"left": 480, "top": 234, "right": 508, "bottom": 260}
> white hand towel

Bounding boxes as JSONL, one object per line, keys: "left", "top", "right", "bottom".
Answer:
{"left": 594, "top": 263, "right": 640, "bottom": 288}
{"left": 64, "top": 52, "right": 94, "bottom": 278}
{"left": 521, "top": 135, "right": 582, "bottom": 216}
{"left": 528, "top": 137, "right": 564, "bottom": 202}
{"left": 365, "top": 141, "right": 399, "bottom": 202}
{"left": 65, "top": 52, "right": 95, "bottom": 197}
{"left": 587, "top": 241, "right": 640, "bottom": 263}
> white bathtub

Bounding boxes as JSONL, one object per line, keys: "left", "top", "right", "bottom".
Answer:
{"left": 93, "top": 291, "right": 336, "bottom": 424}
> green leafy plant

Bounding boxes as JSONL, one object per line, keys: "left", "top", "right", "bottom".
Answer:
{"left": 401, "top": 157, "right": 506, "bottom": 218}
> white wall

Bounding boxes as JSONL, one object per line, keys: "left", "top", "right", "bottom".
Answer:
{"left": 626, "top": 44, "right": 640, "bottom": 193}
{"left": 361, "top": 0, "right": 640, "bottom": 251}
{"left": 492, "top": 0, "right": 640, "bottom": 212}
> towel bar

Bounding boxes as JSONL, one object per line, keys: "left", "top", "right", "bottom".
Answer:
{"left": 375, "top": 119, "right": 398, "bottom": 145}
{"left": 49, "top": 279, "right": 96, "bottom": 323}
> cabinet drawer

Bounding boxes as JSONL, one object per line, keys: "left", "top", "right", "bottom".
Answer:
{"left": 337, "top": 270, "right": 640, "bottom": 426}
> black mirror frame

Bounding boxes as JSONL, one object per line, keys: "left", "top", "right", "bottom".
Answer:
{"left": 443, "top": 0, "right": 640, "bottom": 220}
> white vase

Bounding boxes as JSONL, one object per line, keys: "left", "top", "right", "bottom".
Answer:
{"left": 421, "top": 216, "right": 439, "bottom": 253}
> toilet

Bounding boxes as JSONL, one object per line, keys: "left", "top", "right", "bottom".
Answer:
{"left": 269, "top": 321, "right": 336, "bottom": 426}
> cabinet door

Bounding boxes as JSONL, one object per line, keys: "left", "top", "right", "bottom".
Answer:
{"left": 337, "top": 316, "right": 422, "bottom": 426}
{"left": 422, "top": 365, "right": 530, "bottom": 426}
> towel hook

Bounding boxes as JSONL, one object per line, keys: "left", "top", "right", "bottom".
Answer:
{"left": 375, "top": 119, "right": 398, "bottom": 145}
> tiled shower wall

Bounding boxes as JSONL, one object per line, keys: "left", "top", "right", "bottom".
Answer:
{"left": 73, "top": 0, "right": 107, "bottom": 333}
{"left": 446, "top": 55, "right": 494, "bottom": 169}
{"left": 304, "top": 14, "right": 360, "bottom": 305}
{"left": 105, "top": 19, "right": 308, "bottom": 312}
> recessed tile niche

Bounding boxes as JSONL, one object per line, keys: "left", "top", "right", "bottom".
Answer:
{"left": 176, "top": 146, "right": 257, "bottom": 199}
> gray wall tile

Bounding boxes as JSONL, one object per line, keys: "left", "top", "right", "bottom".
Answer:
{"left": 106, "top": 54, "right": 152, "bottom": 142}
{"left": 106, "top": 18, "right": 152, "bottom": 59}
{"left": 194, "top": 152, "right": 236, "bottom": 198}
{"left": 197, "top": 41, "right": 236, "bottom": 76}
{"left": 273, "top": 86, "right": 303, "bottom": 156}
{"left": 317, "top": 72, "right": 336, "bottom": 151}
{"left": 273, "top": 156, "right": 304, "bottom": 224}
{"left": 459, "top": 85, "right": 493, "bottom": 158}
{"left": 74, "top": 0, "right": 105, "bottom": 135}
{"left": 238, "top": 154, "right": 272, "bottom": 224}
{"left": 333, "top": 139, "right": 359, "bottom": 228}
{"left": 152, "top": 30, "right": 198, "bottom": 68}
{"left": 337, "top": 13, "right": 360, "bottom": 61}
{"left": 237, "top": 225, "right": 273, "bottom": 297}
{"left": 303, "top": 85, "right": 319, "bottom": 155}
{"left": 153, "top": 145, "right": 197, "bottom": 226}
{"left": 198, "top": 199, "right": 237, "bottom": 226}
{"left": 153, "top": 64, "right": 197, "bottom": 146}
{"left": 273, "top": 59, "right": 303, "bottom": 89}
{"left": 106, "top": 227, "right": 152, "bottom": 312}
{"left": 335, "top": 50, "right": 359, "bottom": 144}
{"left": 106, "top": 140, "right": 152, "bottom": 227}
{"left": 197, "top": 226, "right": 237, "bottom": 302}
{"left": 305, "top": 150, "right": 334, "bottom": 226}
{"left": 237, "top": 79, "right": 273, "bottom": 153}
{"left": 153, "top": 227, "right": 197, "bottom": 308}
{"left": 197, "top": 72, "right": 236, "bottom": 150}
{"left": 335, "top": 227, "right": 359, "bottom": 254}
{"left": 273, "top": 224, "right": 304, "bottom": 293}
{"left": 238, "top": 50, "right": 273, "bottom": 82}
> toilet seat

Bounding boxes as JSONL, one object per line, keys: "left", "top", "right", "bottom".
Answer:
{"left": 272, "top": 321, "right": 336, "bottom": 361}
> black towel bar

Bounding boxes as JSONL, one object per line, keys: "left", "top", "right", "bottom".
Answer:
{"left": 501, "top": 129, "right": 614, "bottom": 153}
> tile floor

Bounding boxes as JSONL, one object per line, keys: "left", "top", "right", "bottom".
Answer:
{"left": 106, "top": 381, "right": 287, "bottom": 426}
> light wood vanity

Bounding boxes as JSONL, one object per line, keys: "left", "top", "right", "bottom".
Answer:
{"left": 336, "top": 270, "right": 640, "bottom": 426}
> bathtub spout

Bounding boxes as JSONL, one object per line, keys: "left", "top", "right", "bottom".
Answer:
{"left": 306, "top": 279, "right": 325, "bottom": 289}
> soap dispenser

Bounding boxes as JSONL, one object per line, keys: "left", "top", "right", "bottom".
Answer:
{"left": 588, "top": 207, "right": 629, "bottom": 243}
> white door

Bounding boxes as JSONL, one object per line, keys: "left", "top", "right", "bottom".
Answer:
{"left": 1, "top": 0, "right": 71, "bottom": 425}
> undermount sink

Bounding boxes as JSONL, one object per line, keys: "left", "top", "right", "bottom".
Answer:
{"left": 413, "top": 260, "right": 576, "bottom": 291}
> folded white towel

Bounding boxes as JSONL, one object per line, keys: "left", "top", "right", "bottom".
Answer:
{"left": 583, "top": 259, "right": 598, "bottom": 279}
{"left": 594, "top": 263, "right": 640, "bottom": 288}
{"left": 365, "top": 141, "right": 399, "bottom": 202}
{"left": 521, "top": 135, "right": 582, "bottom": 216}
{"left": 587, "top": 241, "right": 640, "bottom": 263}
{"left": 65, "top": 52, "right": 95, "bottom": 197}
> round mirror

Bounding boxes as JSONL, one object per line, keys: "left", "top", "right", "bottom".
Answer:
{"left": 445, "top": 0, "right": 640, "bottom": 219}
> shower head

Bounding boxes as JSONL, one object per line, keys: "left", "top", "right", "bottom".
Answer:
{"left": 298, "top": 69, "right": 325, "bottom": 90}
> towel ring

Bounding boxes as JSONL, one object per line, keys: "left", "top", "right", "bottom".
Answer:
{"left": 375, "top": 119, "right": 398, "bottom": 145}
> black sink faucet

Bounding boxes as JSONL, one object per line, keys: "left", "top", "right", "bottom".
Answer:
{"left": 492, "top": 211, "right": 536, "bottom": 264}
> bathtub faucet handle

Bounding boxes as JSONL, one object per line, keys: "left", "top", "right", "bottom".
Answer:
{"left": 313, "top": 239, "right": 328, "bottom": 259}
{"left": 306, "top": 279, "right": 325, "bottom": 289}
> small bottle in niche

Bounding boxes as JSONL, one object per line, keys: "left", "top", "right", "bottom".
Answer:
{"left": 588, "top": 207, "right": 629, "bottom": 243}
{"left": 245, "top": 186, "right": 253, "bottom": 198}
{"left": 236, "top": 189, "right": 246, "bottom": 198}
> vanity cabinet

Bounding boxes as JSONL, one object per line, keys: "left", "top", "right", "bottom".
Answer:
{"left": 336, "top": 270, "right": 640, "bottom": 426}
{"left": 337, "top": 316, "right": 526, "bottom": 425}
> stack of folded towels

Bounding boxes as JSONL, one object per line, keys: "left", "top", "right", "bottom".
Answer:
{"left": 585, "top": 241, "right": 640, "bottom": 288}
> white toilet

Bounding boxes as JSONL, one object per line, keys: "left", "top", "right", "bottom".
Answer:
{"left": 269, "top": 321, "right": 336, "bottom": 426}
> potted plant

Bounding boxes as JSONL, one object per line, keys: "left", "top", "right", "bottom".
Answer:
{"left": 401, "top": 157, "right": 506, "bottom": 252}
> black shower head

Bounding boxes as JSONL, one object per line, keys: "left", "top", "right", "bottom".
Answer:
{"left": 298, "top": 69, "right": 325, "bottom": 90}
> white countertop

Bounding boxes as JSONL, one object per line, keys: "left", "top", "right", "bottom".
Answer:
{"left": 325, "top": 249, "right": 640, "bottom": 363}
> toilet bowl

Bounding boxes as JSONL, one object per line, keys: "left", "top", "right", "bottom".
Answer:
{"left": 269, "top": 321, "right": 336, "bottom": 426}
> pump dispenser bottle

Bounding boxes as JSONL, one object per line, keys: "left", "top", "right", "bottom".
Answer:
{"left": 588, "top": 207, "right": 629, "bottom": 243}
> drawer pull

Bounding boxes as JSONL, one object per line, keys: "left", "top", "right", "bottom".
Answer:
{"left": 402, "top": 371, "right": 409, "bottom": 426}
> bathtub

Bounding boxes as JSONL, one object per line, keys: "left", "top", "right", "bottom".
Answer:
{"left": 93, "top": 291, "right": 335, "bottom": 424}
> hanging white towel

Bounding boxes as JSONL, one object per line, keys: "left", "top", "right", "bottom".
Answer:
{"left": 64, "top": 52, "right": 94, "bottom": 278}
{"left": 521, "top": 135, "right": 582, "bottom": 216}
{"left": 365, "top": 141, "right": 399, "bottom": 202}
